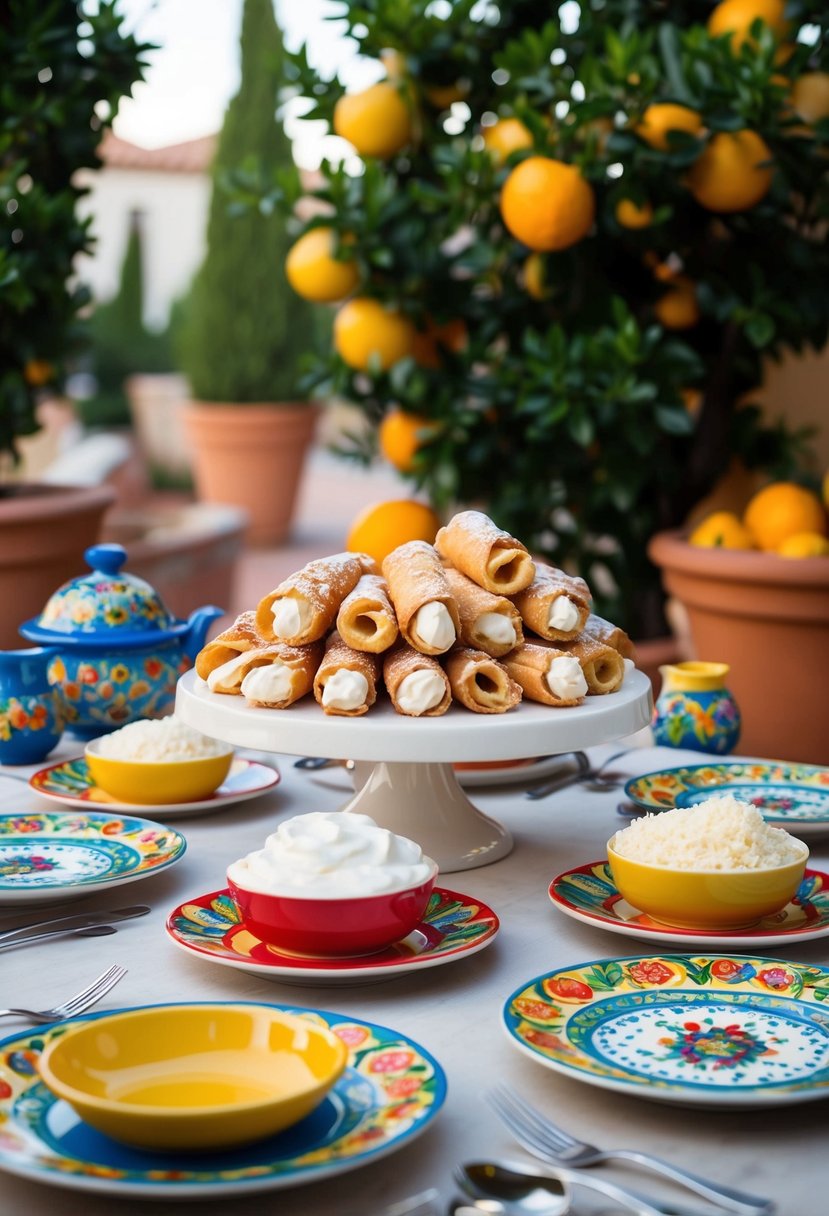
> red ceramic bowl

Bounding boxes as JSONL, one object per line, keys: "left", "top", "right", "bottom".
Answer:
{"left": 227, "top": 863, "right": 439, "bottom": 957}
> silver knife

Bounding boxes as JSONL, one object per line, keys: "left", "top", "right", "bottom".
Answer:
{"left": 0, "top": 924, "right": 117, "bottom": 951}
{"left": 0, "top": 904, "right": 149, "bottom": 948}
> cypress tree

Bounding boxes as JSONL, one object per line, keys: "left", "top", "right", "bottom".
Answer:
{"left": 180, "top": 0, "right": 311, "bottom": 402}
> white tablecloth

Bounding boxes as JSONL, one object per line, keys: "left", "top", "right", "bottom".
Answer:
{"left": 0, "top": 738, "right": 825, "bottom": 1215}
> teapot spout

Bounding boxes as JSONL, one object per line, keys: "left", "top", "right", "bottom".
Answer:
{"left": 182, "top": 606, "right": 224, "bottom": 660}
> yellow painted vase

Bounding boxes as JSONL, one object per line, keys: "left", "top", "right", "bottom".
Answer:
{"left": 652, "top": 661, "right": 741, "bottom": 755}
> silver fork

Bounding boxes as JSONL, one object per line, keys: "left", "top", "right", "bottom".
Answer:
{"left": 488, "top": 1084, "right": 774, "bottom": 1215}
{"left": 525, "top": 748, "right": 632, "bottom": 799}
{"left": 0, "top": 963, "right": 127, "bottom": 1024}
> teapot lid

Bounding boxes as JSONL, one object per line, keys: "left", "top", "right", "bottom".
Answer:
{"left": 29, "top": 544, "right": 177, "bottom": 639}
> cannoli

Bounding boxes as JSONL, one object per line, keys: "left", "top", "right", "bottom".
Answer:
{"left": 383, "top": 642, "right": 452, "bottom": 717}
{"left": 313, "top": 632, "right": 381, "bottom": 716}
{"left": 443, "top": 646, "right": 522, "bottom": 714}
{"left": 336, "top": 573, "right": 399, "bottom": 653}
{"left": 556, "top": 635, "right": 626, "bottom": 694}
{"left": 382, "top": 541, "right": 460, "bottom": 656}
{"left": 195, "top": 611, "right": 264, "bottom": 683}
{"left": 512, "top": 562, "right": 590, "bottom": 642}
{"left": 583, "top": 613, "right": 635, "bottom": 660}
{"left": 502, "top": 640, "right": 588, "bottom": 706}
{"left": 435, "top": 510, "right": 535, "bottom": 594}
{"left": 443, "top": 567, "right": 523, "bottom": 658}
{"left": 256, "top": 552, "right": 378, "bottom": 645}
{"left": 237, "top": 641, "right": 324, "bottom": 708}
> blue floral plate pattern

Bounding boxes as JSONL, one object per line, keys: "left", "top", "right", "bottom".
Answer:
{"left": 0, "top": 1003, "right": 446, "bottom": 1199}
{"left": 0, "top": 811, "right": 185, "bottom": 905}
{"left": 504, "top": 953, "right": 829, "bottom": 1107}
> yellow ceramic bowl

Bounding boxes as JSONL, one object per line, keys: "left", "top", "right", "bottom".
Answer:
{"left": 38, "top": 1003, "right": 348, "bottom": 1151}
{"left": 85, "top": 738, "right": 233, "bottom": 804}
{"left": 607, "top": 837, "right": 809, "bottom": 930}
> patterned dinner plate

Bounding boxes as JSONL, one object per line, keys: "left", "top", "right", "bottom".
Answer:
{"left": 504, "top": 953, "right": 829, "bottom": 1107}
{"left": 29, "top": 756, "right": 280, "bottom": 818}
{"left": 0, "top": 1002, "right": 446, "bottom": 1199}
{"left": 0, "top": 810, "right": 185, "bottom": 905}
{"left": 549, "top": 862, "right": 829, "bottom": 949}
{"left": 625, "top": 762, "right": 829, "bottom": 835}
{"left": 166, "top": 886, "right": 499, "bottom": 985}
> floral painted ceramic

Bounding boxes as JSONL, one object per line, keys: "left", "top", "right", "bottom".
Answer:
{"left": 652, "top": 662, "right": 740, "bottom": 755}
{"left": 0, "top": 1003, "right": 446, "bottom": 1199}
{"left": 166, "top": 886, "right": 499, "bottom": 984}
{"left": 30, "top": 756, "right": 280, "bottom": 818}
{"left": 504, "top": 953, "right": 829, "bottom": 1107}
{"left": 625, "top": 761, "right": 829, "bottom": 836}
{"left": 0, "top": 810, "right": 185, "bottom": 905}
{"left": 0, "top": 648, "right": 64, "bottom": 765}
{"left": 549, "top": 862, "right": 829, "bottom": 948}
{"left": 18, "top": 545, "right": 222, "bottom": 737}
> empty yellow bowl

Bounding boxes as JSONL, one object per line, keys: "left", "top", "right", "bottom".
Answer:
{"left": 85, "top": 738, "right": 233, "bottom": 804}
{"left": 38, "top": 1003, "right": 348, "bottom": 1151}
{"left": 607, "top": 838, "right": 809, "bottom": 930}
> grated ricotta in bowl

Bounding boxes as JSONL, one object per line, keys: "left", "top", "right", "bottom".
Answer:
{"left": 95, "top": 717, "right": 231, "bottom": 763}
{"left": 610, "top": 793, "right": 807, "bottom": 870}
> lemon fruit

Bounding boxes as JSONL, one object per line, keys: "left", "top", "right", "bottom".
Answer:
{"left": 483, "top": 117, "right": 533, "bottom": 162}
{"left": 791, "top": 72, "right": 829, "bottom": 124}
{"left": 636, "top": 104, "right": 702, "bottom": 151}
{"left": 688, "top": 130, "right": 773, "bottom": 212}
{"left": 333, "top": 82, "right": 412, "bottom": 159}
{"left": 333, "top": 299, "right": 415, "bottom": 372}
{"left": 744, "top": 481, "right": 827, "bottom": 551}
{"left": 523, "top": 253, "right": 550, "bottom": 300}
{"left": 378, "top": 410, "right": 440, "bottom": 474}
{"left": 689, "top": 511, "right": 756, "bottom": 549}
{"left": 500, "top": 156, "right": 595, "bottom": 252}
{"left": 285, "top": 228, "right": 359, "bottom": 303}
{"left": 777, "top": 531, "right": 829, "bottom": 558}
{"left": 346, "top": 500, "right": 441, "bottom": 566}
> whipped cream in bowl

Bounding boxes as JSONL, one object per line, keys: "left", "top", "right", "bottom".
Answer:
{"left": 226, "top": 811, "right": 439, "bottom": 956}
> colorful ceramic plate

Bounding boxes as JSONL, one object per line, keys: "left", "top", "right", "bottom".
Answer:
{"left": 29, "top": 756, "right": 279, "bottom": 818}
{"left": 0, "top": 1002, "right": 446, "bottom": 1198}
{"left": 625, "top": 762, "right": 829, "bottom": 835}
{"left": 166, "top": 886, "right": 499, "bottom": 985}
{"left": 504, "top": 953, "right": 829, "bottom": 1108}
{"left": 0, "top": 810, "right": 186, "bottom": 905}
{"left": 549, "top": 862, "right": 829, "bottom": 948}
{"left": 309, "top": 754, "right": 578, "bottom": 794}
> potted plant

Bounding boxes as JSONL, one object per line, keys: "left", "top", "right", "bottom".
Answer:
{"left": 243, "top": 0, "right": 828, "bottom": 648}
{"left": 179, "top": 0, "right": 317, "bottom": 547}
{"left": 0, "top": 1, "right": 151, "bottom": 648}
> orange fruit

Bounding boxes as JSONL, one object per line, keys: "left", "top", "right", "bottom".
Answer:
{"left": 23, "top": 359, "right": 54, "bottom": 386}
{"left": 345, "top": 500, "right": 441, "bottom": 566}
{"left": 708, "top": 0, "right": 788, "bottom": 51}
{"left": 411, "top": 318, "right": 467, "bottom": 369}
{"left": 483, "top": 117, "right": 533, "bottom": 162}
{"left": 615, "top": 198, "right": 654, "bottom": 229}
{"left": 777, "top": 531, "right": 829, "bottom": 558}
{"left": 791, "top": 73, "right": 829, "bottom": 123}
{"left": 681, "top": 387, "right": 703, "bottom": 416}
{"left": 285, "top": 228, "right": 359, "bottom": 303}
{"left": 333, "top": 82, "right": 413, "bottom": 159}
{"left": 523, "top": 253, "right": 550, "bottom": 300}
{"left": 378, "top": 409, "right": 440, "bottom": 473}
{"left": 744, "top": 482, "right": 827, "bottom": 551}
{"left": 379, "top": 48, "right": 407, "bottom": 80}
{"left": 333, "top": 299, "right": 415, "bottom": 371}
{"left": 636, "top": 104, "right": 702, "bottom": 151}
{"left": 654, "top": 277, "right": 700, "bottom": 329}
{"left": 500, "top": 156, "right": 595, "bottom": 252}
{"left": 424, "top": 80, "right": 469, "bottom": 109}
{"left": 689, "top": 511, "right": 756, "bottom": 549}
{"left": 687, "top": 130, "right": 773, "bottom": 212}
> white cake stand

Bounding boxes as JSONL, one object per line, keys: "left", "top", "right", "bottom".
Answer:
{"left": 175, "top": 667, "right": 652, "bottom": 872}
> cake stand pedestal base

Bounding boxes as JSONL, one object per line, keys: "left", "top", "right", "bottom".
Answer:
{"left": 348, "top": 761, "right": 512, "bottom": 873}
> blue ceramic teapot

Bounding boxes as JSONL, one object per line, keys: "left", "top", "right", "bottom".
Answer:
{"left": 19, "top": 545, "right": 222, "bottom": 738}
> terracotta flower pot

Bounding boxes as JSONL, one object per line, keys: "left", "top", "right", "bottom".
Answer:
{"left": 0, "top": 483, "right": 115, "bottom": 650}
{"left": 183, "top": 403, "right": 319, "bottom": 547}
{"left": 648, "top": 529, "right": 829, "bottom": 765}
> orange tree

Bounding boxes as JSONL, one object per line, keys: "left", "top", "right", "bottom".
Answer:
{"left": 237, "top": 0, "right": 829, "bottom": 635}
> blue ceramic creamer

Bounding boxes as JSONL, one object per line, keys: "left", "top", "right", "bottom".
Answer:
{"left": 19, "top": 545, "right": 222, "bottom": 738}
{"left": 0, "top": 647, "right": 65, "bottom": 764}
{"left": 652, "top": 660, "right": 741, "bottom": 755}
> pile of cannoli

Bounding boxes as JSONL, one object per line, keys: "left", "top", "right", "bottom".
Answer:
{"left": 194, "top": 510, "right": 634, "bottom": 718}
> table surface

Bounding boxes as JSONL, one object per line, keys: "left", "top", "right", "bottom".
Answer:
{"left": 0, "top": 735, "right": 825, "bottom": 1216}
